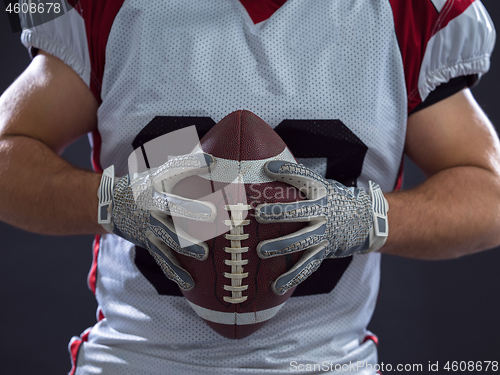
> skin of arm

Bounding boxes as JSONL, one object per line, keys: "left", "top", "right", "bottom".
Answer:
{"left": 0, "top": 51, "right": 106, "bottom": 235}
{"left": 381, "top": 89, "right": 500, "bottom": 259}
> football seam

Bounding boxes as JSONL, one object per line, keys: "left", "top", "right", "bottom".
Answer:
{"left": 223, "top": 203, "right": 252, "bottom": 304}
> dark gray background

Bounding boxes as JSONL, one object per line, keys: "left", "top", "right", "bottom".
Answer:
{"left": 1, "top": 2, "right": 499, "bottom": 374}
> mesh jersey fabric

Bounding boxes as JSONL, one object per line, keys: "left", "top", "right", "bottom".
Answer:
{"left": 19, "top": 0, "right": 495, "bottom": 374}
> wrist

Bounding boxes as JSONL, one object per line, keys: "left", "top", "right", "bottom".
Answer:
{"left": 97, "top": 165, "right": 116, "bottom": 233}
{"left": 364, "top": 181, "right": 389, "bottom": 253}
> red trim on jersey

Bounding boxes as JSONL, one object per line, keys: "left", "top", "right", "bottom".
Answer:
{"left": 69, "top": 328, "right": 90, "bottom": 375}
{"left": 90, "top": 128, "right": 103, "bottom": 173}
{"left": 394, "top": 158, "right": 404, "bottom": 191}
{"left": 67, "top": 0, "right": 125, "bottom": 102}
{"left": 433, "top": 0, "right": 475, "bottom": 36}
{"left": 98, "top": 308, "right": 105, "bottom": 321}
{"left": 363, "top": 333, "right": 379, "bottom": 346}
{"left": 389, "top": 0, "right": 439, "bottom": 113}
{"left": 88, "top": 234, "right": 101, "bottom": 294}
{"left": 239, "top": 0, "right": 288, "bottom": 24}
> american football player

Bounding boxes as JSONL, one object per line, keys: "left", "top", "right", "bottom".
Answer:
{"left": 0, "top": 1, "right": 499, "bottom": 374}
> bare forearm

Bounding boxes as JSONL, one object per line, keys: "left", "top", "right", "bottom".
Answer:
{"left": 0, "top": 135, "right": 105, "bottom": 235}
{"left": 381, "top": 166, "right": 500, "bottom": 259}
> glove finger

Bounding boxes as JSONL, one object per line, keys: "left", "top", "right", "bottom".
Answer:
{"left": 264, "top": 161, "right": 327, "bottom": 199}
{"left": 257, "top": 220, "right": 326, "bottom": 258}
{"left": 255, "top": 196, "right": 327, "bottom": 223}
{"left": 149, "top": 212, "right": 209, "bottom": 260}
{"left": 271, "top": 243, "right": 329, "bottom": 296}
{"left": 152, "top": 189, "right": 217, "bottom": 222}
{"left": 152, "top": 153, "right": 213, "bottom": 191}
{"left": 150, "top": 153, "right": 217, "bottom": 221}
{"left": 146, "top": 232, "right": 195, "bottom": 291}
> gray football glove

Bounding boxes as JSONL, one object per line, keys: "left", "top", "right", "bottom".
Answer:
{"left": 255, "top": 161, "right": 388, "bottom": 295}
{"left": 97, "top": 153, "right": 215, "bottom": 291}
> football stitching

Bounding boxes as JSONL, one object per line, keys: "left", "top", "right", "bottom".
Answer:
{"left": 223, "top": 203, "right": 252, "bottom": 304}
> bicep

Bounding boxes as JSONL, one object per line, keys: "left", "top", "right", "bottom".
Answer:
{"left": 0, "top": 50, "right": 98, "bottom": 154}
{"left": 405, "top": 89, "right": 500, "bottom": 177}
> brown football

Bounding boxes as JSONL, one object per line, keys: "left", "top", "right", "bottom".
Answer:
{"left": 172, "top": 110, "right": 306, "bottom": 339}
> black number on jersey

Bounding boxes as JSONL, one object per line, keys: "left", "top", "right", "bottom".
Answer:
{"left": 132, "top": 116, "right": 368, "bottom": 297}
{"left": 274, "top": 119, "right": 367, "bottom": 187}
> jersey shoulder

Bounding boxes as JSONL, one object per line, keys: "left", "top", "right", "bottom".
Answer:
{"left": 19, "top": 0, "right": 126, "bottom": 101}
{"left": 388, "top": 0, "right": 496, "bottom": 112}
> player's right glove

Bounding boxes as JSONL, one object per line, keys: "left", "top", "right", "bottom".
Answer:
{"left": 97, "top": 153, "right": 215, "bottom": 291}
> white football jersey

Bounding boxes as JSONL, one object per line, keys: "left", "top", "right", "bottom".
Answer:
{"left": 20, "top": 0, "right": 495, "bottom": 374}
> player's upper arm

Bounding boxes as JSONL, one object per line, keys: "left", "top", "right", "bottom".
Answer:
{"left": 405, "top": 88, "right": 500, "bottom": 178}
{"left": 0, "top": 50, "right": 98, "bottom": 154}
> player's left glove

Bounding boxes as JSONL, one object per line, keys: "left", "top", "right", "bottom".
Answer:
{"left": 255, "top": 161, "right": 388, "bottom": 295}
